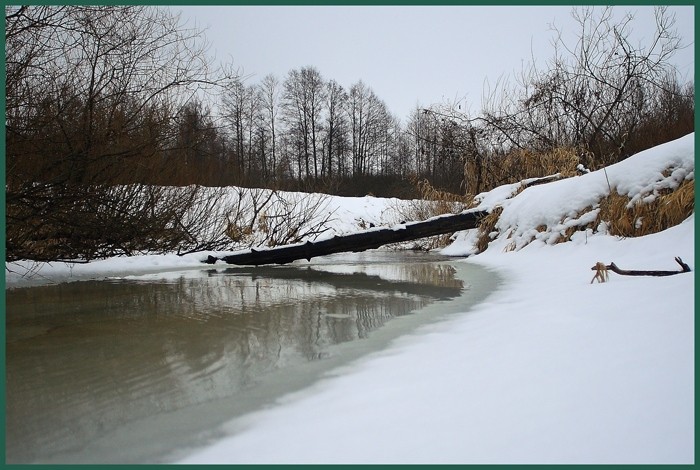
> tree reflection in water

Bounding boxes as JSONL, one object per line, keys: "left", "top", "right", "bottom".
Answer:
{"left": 5, "top": 253, "right": 468, "bottom": 463}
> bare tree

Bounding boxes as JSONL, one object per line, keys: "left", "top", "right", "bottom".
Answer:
{"left": 171, "top": 99, "right": 228, "bottom": 185}
{"left": 347, "top": 81, "right": 395, "bottom": 177}
{"left": 322, "top": 79, "right": 348, "bottom": 179}
{"left": 222, "top": 76, "right": 261, "bottom": 182}
{"left": 6, "top": 6, "right": 225, "bottom": 185}
{"left": 481, "top": 6, "right": 689, "bottom": 166}
{"left": 5, "top": 6, "right": 233, "bottom": 261}
{"left": 259, "top": 74, "right": 281, "bottom": 180}
{"left": 282, "top": 66, "right": 327, "bottom": 181}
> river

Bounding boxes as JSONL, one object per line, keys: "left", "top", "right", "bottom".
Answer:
{"left": 5, "top": 251, "right": 497, "bottom": 463}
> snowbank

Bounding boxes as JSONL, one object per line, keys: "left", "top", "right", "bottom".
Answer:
{"left": 179, "top": 215, "right": 694, "bottom": 464}
{"left": 176, "top": 133, "right": 694, "bottom": 464}
{"left": 5, "top": 134, "right": 694, "bottom": 463}
{"left": 449, "top": 132, "right": 695, "bottom": 255}
{"left": 4, "top": 194, "right": 407, "bottom": 287}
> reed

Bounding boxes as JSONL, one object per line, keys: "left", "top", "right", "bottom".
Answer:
{"left": 597, "top": 178, "right": 695, "bottom": 237}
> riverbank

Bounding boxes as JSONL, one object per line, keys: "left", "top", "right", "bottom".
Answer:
{"left": 176, "top": 134, "right": 694, "bottom": 464}
{"left": 175, "top": 213, "right": 693, "bottom": 464}
{"left": 5, "top": 134, "right": 694, "bottom": 463}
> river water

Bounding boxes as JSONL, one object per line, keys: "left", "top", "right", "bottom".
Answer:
{"left": 5, "top": 251, "right": 497, "bottom": 463}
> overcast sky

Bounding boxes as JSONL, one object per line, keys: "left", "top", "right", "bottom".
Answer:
{"left": 175, "top": 5, "right": 695, "bottom": 121}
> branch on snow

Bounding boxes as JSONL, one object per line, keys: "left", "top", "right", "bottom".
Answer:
{"left": 591, "top": 257, "right": 691, "bottom": 283}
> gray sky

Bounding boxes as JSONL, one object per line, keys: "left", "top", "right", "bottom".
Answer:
{"left": 175, "top": 5, "right": 695, "bottom": 121}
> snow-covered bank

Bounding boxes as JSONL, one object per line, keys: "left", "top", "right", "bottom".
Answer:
{"left": 5, "top": 194, "right": 405, "bottom": 287}
{"left": 5, "top": 134, "right": 694, "bottom": 463}
{"left": 175, "top": 133, "right": 695, "bottom": 464}
{"left": 178, "top": 214, "right": 694, "bottom": 464}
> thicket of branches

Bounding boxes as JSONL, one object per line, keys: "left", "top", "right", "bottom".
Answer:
{"left": 5, "top": 5, "right": 693, "bottom": 262}
{"left": 453, "top": 6, "right": 694, "bottom": 195}
{"left": 5, "top": 6, "right": 234, "bottom": 261}
{"left": 170, "top": 5, "right": 692, "bottom": 198}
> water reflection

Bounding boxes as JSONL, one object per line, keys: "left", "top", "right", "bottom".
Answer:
{"left": 6, "top": 253, "right": 467, "bottom": 463}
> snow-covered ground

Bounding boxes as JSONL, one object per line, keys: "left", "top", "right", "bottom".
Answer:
{"left": 176, "top": 215, "right": 694, "bottom": 464}
{"left": 6, "top": 134, "right": 694, "bottom": 464}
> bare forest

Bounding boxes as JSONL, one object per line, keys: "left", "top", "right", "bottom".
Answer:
{"left": 5, "top": 6, "right": 694, "bottom": 262}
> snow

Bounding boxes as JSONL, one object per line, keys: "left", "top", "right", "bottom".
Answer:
{"left": 471, "top": 133, "right": 695, "bottom": 252}
{"left": 174, "top": 213, "right": 693, "bottom": 464}
{"left": 5, "top": 134, "right": 694, "bottom": 463}
{"left": 4, "top": 193, "right": 407, "bottom": 286}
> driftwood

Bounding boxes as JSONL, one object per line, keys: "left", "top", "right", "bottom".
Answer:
{"left": 205, "top": 209, "right": 489, "bottom": 266}
{"left": 522, "top": 174, "right": 563, "bottom": 188}
{"left": 591, "top": 257, "right": 691, "bottom": 283}
{"left": 590, "top": 262, "right": 609, "bottom": 284}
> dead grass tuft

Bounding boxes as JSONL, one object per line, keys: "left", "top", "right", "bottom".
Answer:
{"left": 501, "top": 147, "right": 580, "bottom": 181}
{"left": 597, "top": 178, "right": 694, "bottom": 237}
{"left": 476, "top": 206, "right": 503, "bottom": 253}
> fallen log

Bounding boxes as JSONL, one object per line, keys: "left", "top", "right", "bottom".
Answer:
{"left": 205, "top": 209, "right": 489, "bottom": 266}
{"left": 590, "top": 257, "right": 691, "bottom": 283}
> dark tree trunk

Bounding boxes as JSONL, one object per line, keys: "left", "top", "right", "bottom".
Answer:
{"left": 205, "top": 209, "right": 489, "bottom": 266}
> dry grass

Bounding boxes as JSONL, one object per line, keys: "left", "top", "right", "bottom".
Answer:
{"left": 475, "top": 206, "right": 503, "bottom": 253}
{"left": 597, "top": 178, "right": 695, "bottom": 237}
{"left": 463, "top": 146, "right": 580, "bottom": 198}
{"left": 498, "top": 147, "right": 580, "bottom": 184}
{"left": 390, "top": 178, "right": 474, "bottom": 249}
{"left": 417, "top": 178, "right": 474, "bottom": 215}
{"left": 472, "top": 172, "right": 693, "bottom": 253}
{"left": 393, "top": 178, "right": 473, "bottom": 222}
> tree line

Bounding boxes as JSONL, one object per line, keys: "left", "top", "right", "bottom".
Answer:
{"left": 216, "top": 70, "right": 411, "bottom": 193}
{"left": 5, "top": 5, "right": 693, "bottom": 262}
{"left": 163, "top": 66, "right": 468, "bottom": 198}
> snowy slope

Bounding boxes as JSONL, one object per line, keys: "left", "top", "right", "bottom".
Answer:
{"left": 177, "top": 133, "right": 694, "bottom": 464}
{"left": 179, "top": 216, "right": 694, "bottom": 464}
{"left": 5, "top": 134, "right": 694, "bottom": 464}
